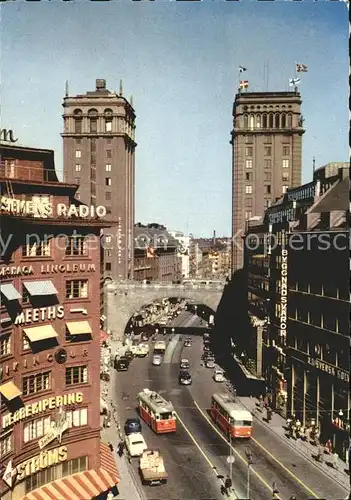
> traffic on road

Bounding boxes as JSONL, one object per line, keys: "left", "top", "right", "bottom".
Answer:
{"left": 112, "top": 310, "right": 349, "bottom": 500}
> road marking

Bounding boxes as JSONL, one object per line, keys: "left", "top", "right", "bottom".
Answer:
{"left": 175, "top": 410, "right": 238, "bottom": 499}
{"left": 193, "top": 400, "right": 322, "bottom": 500}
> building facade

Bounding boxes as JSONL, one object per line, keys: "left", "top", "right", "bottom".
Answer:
{"left": 133, "top": 224, "right": 181, "bottom": 283}
{"left": 62, "top": 78, "right": 136, "bottom": 281}
{"left": 0, "top": 144, "right": 119, "bottom": 499}
{"left": 244, "top": 163, "right": 349, "bottom": 429}
{"left": 168, "top": 231, "right": 190, "bottom": 279}
{"left": 231, "top": 91, "right": 305, "bottom": 274}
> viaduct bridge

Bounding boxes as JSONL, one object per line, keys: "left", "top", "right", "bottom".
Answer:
{"left": 104, "top": 281, "right": 226, "bottom": 337}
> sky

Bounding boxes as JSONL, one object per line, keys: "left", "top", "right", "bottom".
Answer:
{"left": 1, "top": 0, "right": 348, "bottom": 237}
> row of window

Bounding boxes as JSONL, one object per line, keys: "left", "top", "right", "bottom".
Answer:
{"left": 74, "top": 119, "right": 113, "bottom": 134}
{"left": 246, "top": 159, "right": 290, "bottom": 169}
{"left": 245, "top": 172, "right": 290, "bottom": 183}
{"left": 76, "top": 163, "right": 112, "bottom": 172}
{"left": 21, "top": 366, "right": 88, "bottom": 396}
{"left": 22, "top": 236, "right": 88, "bottom": 258}
{"left": 290, "top": 338, "right": 348, "bottom": 370}
{"left": 76, "top": 138, "right": 112, "bottom": 145}
{"left": 76, "top": 149, "right": 112, "bottom": 158}
{"left": 288, "top": 308, "right": 348, "bottom": 334}
{"left": 23, "top": 408, "right": 88, "bottom": 443}
{"left": 289, "top": 282, "right": 348, "bottom": 301}
{"left": 244, "top": 185, "right": 289, "bottom": 194}
{"left": 242, "top": 113, "right": 294, "bottom": 130}
{"left": 246, "top": 146, "right": 290, "bottom": 157}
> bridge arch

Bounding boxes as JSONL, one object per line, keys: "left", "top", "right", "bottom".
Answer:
{"left": 104, "top": 282, "right": 225, "bottom": 338}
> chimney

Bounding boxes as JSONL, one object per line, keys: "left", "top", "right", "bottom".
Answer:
{"left": 213, "top": 230, "right": 216, "bottom": 246}
{"left": 96, "top": 79, "right": 106, "bottom": 91}
{"left": 315, "top": 180, "right": 321, "bottom": 198}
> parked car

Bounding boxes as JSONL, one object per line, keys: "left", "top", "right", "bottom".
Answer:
{"left": 115, "top": 357, "right": 130, "bottom": 371}
{"left": 213, "top": 369, "right": 225, "bottom": 382}
{"left": 184, "top": 338, "right": 192, "bottom": 347}
{"left": 205, "top": 358, "right": 215, "bottom": 369}
{"left": 124, "top": 350, "right": 134, "bottom": 361}
{"left": 124, "top": 417, "right": 142, "bottom": 435}
{"left": 179, "top": 370, "right": 192, "bottom": 385}
{"left": 136, "top": 344, "right": 149, "bottom": 357}
{"left": 125, "top": 432, "right": 148, "bottom": 457}
{"left": 180, "top": 358, "right": 190, "bottom": 370}
{"left": 152, "top": 354, "right": 162, "bottom": 366}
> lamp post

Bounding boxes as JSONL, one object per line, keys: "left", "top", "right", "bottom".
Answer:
{"left": 245, "top": 448, "right": 253, "bottom": 499}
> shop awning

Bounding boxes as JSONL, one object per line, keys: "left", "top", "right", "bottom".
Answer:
{"left": 0, "top": 381, "right": 22, "bottom": 401}
{"left": 66, "top": 321, "right": 92, "bottom": 336}
{"left": 100, "top": 441, "right": 120, "bottom": 482}
{"left": 21, "top": 467, "right": 120, "bottom": 500}
{"left": 23, "top": 280, "right": 58, "bottom": 296}
{"left": 23, "top": 325, "right": 58, "bottom": 342}
{"left": 0, "top": 283, "right": 21, "bottom": 301}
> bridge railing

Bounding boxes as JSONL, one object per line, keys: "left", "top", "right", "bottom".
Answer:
{"left": 105, "top": 280, "right": 225, "bottom": 291}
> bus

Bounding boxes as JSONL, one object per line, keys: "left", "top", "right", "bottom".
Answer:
{"left": 211, "top": 392, "right": 253, "bottom": 439}
{"left": 154, "top": 341, "right": 166, "bottom": 355}
{"left": 137, "top": 388, "right": 176, "bottom": 433}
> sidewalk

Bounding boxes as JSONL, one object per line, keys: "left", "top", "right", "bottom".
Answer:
{"left": 100, "top": 337, "right": 147, "bottom": 500}
{"left": 238, "top": 396, "right": 350, "bottom": 491}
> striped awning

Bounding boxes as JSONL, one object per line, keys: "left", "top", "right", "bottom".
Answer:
{"left": 21, "top": 468, "right": 120, "bottom": 500}
{"left": 23, "top": 280, "right": 58, "bottom": 296}
{"left": 0, "top": 283, "right": 21, "bottom": 300}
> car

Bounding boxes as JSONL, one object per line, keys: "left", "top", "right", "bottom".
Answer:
{"left": 124, "top": 350, "right": 134, "bottom": 361}
{"left": 184, "top": 338, "right": 192, "bottom": 347}
{"left": 152, "top": 354, "right": 162, "bottom": 366}
{"left": 203, "top": 333, "right": 210, "bottom": 340}
{"left": 213, "top": 369, "right": 225, "bottom": 382}
{"left": 141, "top": 332, "right": 149, "bottom": 341}
{"left": 115, "top": 357, "right": 130, "bottom": 371}
{"left": 125, "top": 432, "right": 148, "bottom": 457}
{"left": 180, "top": 358, "right": 190, "bottom": 370}
{"left": 179, "top": 370, "right": 192, "bottom": 385}
{"left": 205, "top": 358, "right": 215, "bottom": 369}
{"left": 136, "top": 344, "right": 149, "bottom": 357}
{"left": 124, "top": 417, "right": 142, "bottom": 435}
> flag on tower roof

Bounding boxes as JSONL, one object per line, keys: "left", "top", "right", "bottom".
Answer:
{"left": 239, "top": 66, "right": 247, "bottom": 72}
{"left": 296, "top": 63, "right": 308, "bottom": 73}
{"left": 289, "top": 78, "right": 300, "bottom": 87}
{"left": 239, "top": 80, "right": 249, "bottom": 89}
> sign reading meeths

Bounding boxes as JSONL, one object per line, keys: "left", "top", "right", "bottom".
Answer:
{"left": 0, "top": 196, "right": 106, "bottom": 219}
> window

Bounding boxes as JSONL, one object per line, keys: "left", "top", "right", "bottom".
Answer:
{"left": 89, "top": 119, "right": 97, "bottom": 133}
{"left": 262, "top": 114, "right": 267, "bottom": 128}
{"left": 105, "top": 192, "right": 112, "bottom": 201}
{"left": 246, "top": 147, "right": 253, "bottom": 156}
{"left": 249, "top": 115, "right": 254, "bottom": 129}
{"left": 91, "top": 184, "right": 96, "bottom": 196}
{"left": 264, "top": 172, "right": 271, "bottom": 182}
{"left": 245, "top": 159, "right": 253, "bottom": 169}
{"left": 76, "top": 139, "right": 81, "bottom": 145}
{"left": 23, "top": 332, "right": 30, "bottom": 351}
{"left": 282, "top": 172, "right": 289, "bottom": 181}
{"left": 283, "top": 146, "right": 290, "bottom": 156}
{"left": 264, "top": 146, "right": 271, "bottom": 156}
{"left": 62, "top": 456, "right": 88, "bottom": 478}
{"left": 243, "top": 114, "right": 248, "bottom": 128}
{"left": 105, "top": 164, "right": 112, "bottom": 172}
{"left": 74, "top": 120, "right": 82, "bottom": 134}
{"left": 282, "top": 185, "right": 289, "bottom": 193}
{"left": 105, "top": 177, "right": 112, "bottom": 186}
{"left": 287, "top": 113, "right": 292, "bottom": 128}
{"left": 256, "top": 115, "right": 261, "bottom": 128}
{"left": 281, "top": 114, "right": 286, "bottom": 128}
{"left": 245, "top": 198, "right": 252, "bottom": 207}
{"left": 66, "top": 408, "right": 88, "bottom": 428}
{"left": 22, "top": 284, "right": 30, "bottom": 305}
{"left": 75, "top": 177, "right": 80, "bottom": 185}
{"left": 106, "top": 150, "right": 112, "bottom": 158}
{"left": 269, "top": 113, "right": 274, "bottom": 128}
{"left": 65, "top": 236, "right": 87, "bottom": 256}
{"left": 265, "top": 185, "right": 271, "bottom": 194}
{"left": 24, "top": 416, "right": 51, "bottom": 443}
{"left": 106, "top": 139, "right": 112, "bottom": 145}
{"left": 0, "top": 335, "right": 11, "bottom": 356}
{"left": 66, "top": 280, "right": 88, "bottom": 299}
{"left": 264, "top": 159, "right": 271, "bottom": 169}
{"left": 23, "top": 241, "right": 50, "bottom": 257}
{"left": 105, "top": 263, "right": 112, "bottom": 271}
{"left": 105, "top": 121, "right": 112, "bottom": 133}
{"left": 282, "top": 159, "right": 289, "bottom": 168}
{"left": 106, "top": 207, "right": 112, "bottom": 215}
{"left": 105, "top": 235, "right": 112, "bottom": 244}
{"left": 0, "top": 432, "right": 12, "bottom": 458}
{"left": 245, "top": 172, "right": 252, "bottom": 181}
{"left": 22, "top": 371, "right": 51, "bottom": 396}
{"left": 245, "top": 185, "right": 252, "bottom": 194}
{"left": 75, "top": 150, "right": 81, "bottom": 159}
{"left": 66, "top": 366, "right": 88, "bottom": 386}
{"left": 264, "top": 135, "right": 272, "bottom": 144}
{"left": 245, "top": 135, "right": 253, "bottom": 144}
{"left": 90, "top": 140, "right": 96, "bottom": 152}
{"left": 275, "top": 114, "right": 280, "bottom": 128}
{"left": 105, "top": 249, "right": 112, "bottom": 257}
{"left": 75, "top": 164, "right": 81, "bottom": 172}
{"left": 264, "top": 199, "right": 270, "bottom": 208}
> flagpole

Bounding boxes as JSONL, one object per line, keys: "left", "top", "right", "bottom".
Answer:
{"left": 294, "top": 61, "right": 298, "bottom": 94}
{"left": 238, "top": 67, "right": 241, "bottom": 95}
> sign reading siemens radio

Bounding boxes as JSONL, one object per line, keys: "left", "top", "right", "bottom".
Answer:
{"left": 2, "top": 392, "right": 84, "bottom": 429}
{"left": 0, "top": 196, "right": 106, "bottom": 218}
{"left": 280, "top": 249, "right": 288, "bottom": 336}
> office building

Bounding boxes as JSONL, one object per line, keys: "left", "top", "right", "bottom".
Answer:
{"left": 0, "top": 143, "right": 119, "bottom": 499}
{"left": 62, "top": 78, "right": 136, "bottom": 281}
{"left": 231, "top": 91, "right": 305, "bottom": 273}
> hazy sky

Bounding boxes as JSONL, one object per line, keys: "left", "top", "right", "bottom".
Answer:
{"left": 1, "top": 1, "right": 348, "bottom": 236}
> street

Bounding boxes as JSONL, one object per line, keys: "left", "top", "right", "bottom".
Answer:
{"left": 113, "top": 312, "right": 348, "bottom": 500}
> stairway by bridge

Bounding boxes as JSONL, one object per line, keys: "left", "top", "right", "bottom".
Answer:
{"left": 104, "top": 280, "right": 226, "bottom": 338}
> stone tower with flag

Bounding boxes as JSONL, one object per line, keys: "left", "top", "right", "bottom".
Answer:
{"left": 230, "top": 91, "right": 305, "bottom": 274}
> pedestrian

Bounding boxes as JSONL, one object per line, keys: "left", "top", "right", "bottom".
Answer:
{"left": 332, "top": 452, "right": 339, "bottom": 470}
{"left": 117, "top": 441, "right": 125, "bottom": 457}
{"left": 224, "top": 475, "right": 232, "bottom": 497}
{"left": 108, "top": 442, "right": 114, "bottom": 452}
{"left": 325, "top": 439, "right": 332, "bottom": 454}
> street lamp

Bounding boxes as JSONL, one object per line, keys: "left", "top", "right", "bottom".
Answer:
{"left": 245, "top": 448, "right": 253, "bottom": 500}
{"left": 338, "top": 410, "right": 344, "bottom": 417}
{"left": 171, "top": 328, "right": 175, "bottom": 335}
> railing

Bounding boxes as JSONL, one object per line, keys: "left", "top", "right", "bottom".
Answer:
{"left": 105, "top": 280, "right": 225, "bottom": 291}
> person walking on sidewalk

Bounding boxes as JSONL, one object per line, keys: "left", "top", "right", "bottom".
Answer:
{"left": 224, "top": 475, "right": 232, "bottom": 497}
{"left": 117, "top": 441, "right": 125, "bottom": 457}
